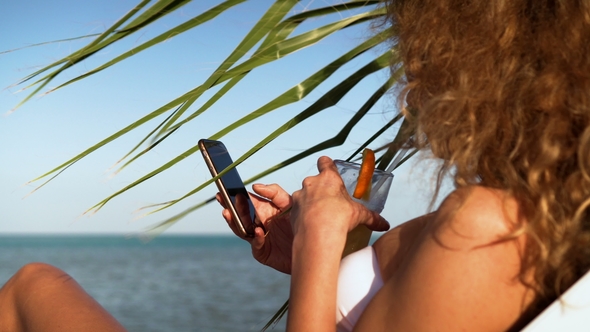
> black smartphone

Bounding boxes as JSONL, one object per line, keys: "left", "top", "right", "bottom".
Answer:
{"left": 199, "top": 139, "right": 257, "bottom": 237}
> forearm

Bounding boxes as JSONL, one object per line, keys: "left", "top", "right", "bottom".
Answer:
{"left": 285, "top": 155, "right": 388, "bottom": 330}
{"left": 287, "top": 228, "right": 346, "bottom": 332}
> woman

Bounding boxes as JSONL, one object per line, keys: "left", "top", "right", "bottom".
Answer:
{"left": 1, "top": 0, "right": 588, "bottom": 331}
{"left": 218, "top": 0, "right": 590, "bottom": 331}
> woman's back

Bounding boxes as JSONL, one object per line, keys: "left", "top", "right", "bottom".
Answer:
{"left": 355, "top": 186, "right": 535, "bottom": 331}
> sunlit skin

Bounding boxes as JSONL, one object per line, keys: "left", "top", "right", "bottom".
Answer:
{"left": 0, "top": 263, "right": 126, "bottom": 332}
{"left": 219, "top": 156, "right": 534, "bottom": 331}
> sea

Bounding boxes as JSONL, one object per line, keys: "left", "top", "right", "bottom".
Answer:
{"left": 0, "top": 235, "right": 290, "bottom": 332}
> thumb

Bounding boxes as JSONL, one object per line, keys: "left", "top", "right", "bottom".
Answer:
{"left": 363, "top": 210, "right": 390, "bottom": 232}
{"left": 252, "top": 183, "right": 292, "bottom": 210}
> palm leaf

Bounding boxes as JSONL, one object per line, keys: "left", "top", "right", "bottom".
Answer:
{"left": 86, "top": 50, "right": 392, "bottom": 216}
{"left": 27, "top": 2, "right": 383, "bottom": 189}
{"left": 143, "top": 64, "right": 404, "bottom": 234}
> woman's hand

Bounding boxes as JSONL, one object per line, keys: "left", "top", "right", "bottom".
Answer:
{"left": 216, "top": 183, "right": 294, "bottom": 274}
{"left": 290, "top": 156, "right": 390, "bottom": 238}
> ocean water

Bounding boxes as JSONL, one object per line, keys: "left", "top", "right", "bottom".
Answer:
{"left": 0, "top": 235, "right": 290, "bottom": 331}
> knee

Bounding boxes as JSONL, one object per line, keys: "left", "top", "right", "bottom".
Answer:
{"left": 10, "top": 262, "right": 72, "bottom": 292}
{"left": 0, "top": 263, "right": 70, "bottom": 330}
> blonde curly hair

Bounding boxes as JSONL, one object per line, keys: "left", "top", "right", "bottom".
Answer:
{"left": 385, "top": 0, "right": 590, "bottom": 315}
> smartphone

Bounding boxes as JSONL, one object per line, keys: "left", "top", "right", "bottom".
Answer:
{"left": 199, "top": 139, "right": 258, "bottom": 237}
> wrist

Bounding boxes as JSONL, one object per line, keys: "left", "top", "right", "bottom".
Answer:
{"left": 292, "top": 223, "right": 347, "bottom": 253}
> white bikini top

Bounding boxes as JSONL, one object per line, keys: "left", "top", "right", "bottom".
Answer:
{"left": 336, "top": 245, "right": 385, "bottom": 332}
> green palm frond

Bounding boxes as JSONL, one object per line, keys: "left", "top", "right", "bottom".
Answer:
{"left": 18, "top": 0, "right": 411, "bottom": 222}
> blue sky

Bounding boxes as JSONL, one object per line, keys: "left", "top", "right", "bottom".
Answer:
{"left": 0, "top": 0, "right": 443, "bottom": 235}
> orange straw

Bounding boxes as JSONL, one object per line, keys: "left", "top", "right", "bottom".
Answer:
{"left": 352, "top": 148, "right": 376, "bottom": 200}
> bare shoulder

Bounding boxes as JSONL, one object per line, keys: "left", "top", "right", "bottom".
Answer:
{"left": 372, "top": 212, "right": 433, "bottom": 280}
{"left": 373, "top": 186, "right": 522, "bottom": 278}
{"left": 355, "top": 186, "right": 534, "bottom": 331}
{"left": 432, "top": 185, "right": 522, "bottom": 248}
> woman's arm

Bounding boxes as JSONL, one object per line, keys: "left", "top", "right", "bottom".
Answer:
{"left": 288, "top": 224, "right": 347, "bottom": 331}
{"left": 287, "top": 156, "right": 389, "bottom": 331}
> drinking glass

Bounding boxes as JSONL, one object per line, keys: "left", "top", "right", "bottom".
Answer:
{"left": 334, "top": 159, "right": 394, "bottom": 257}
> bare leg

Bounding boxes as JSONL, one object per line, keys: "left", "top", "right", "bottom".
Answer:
{"left": 0, "top": 263, "right": 126, "bottom": 332}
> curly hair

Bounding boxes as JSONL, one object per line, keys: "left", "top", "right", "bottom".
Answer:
{"left": 385, "top": 0, "right": 590, "bottom": 315}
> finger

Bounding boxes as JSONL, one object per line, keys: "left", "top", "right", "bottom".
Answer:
{"left": 222, "top": 209, "right": 254, "bottom": 241}
{"left": 251, "top": 183, "right": 292, "bottom": 210}
{"left": 222, "top": 209, "right": 238, "bottom": 234}
{"left": 316, "top": 156, "right": 344, "bottom": 186}
{"left": 235, "top": 193, "right": 255, "bottom": 235}
{"left": 361, "top": 208, "right": 391, "bottom": 232}
{"left": 250, "top": 226, "right": 266, "bottom": 252}
{"left": 215, "top": 193, "right": 227, "bottom": 209}
{"left": 317, "top": 155, "right": 337, "bottom": 173}
{"left": 219, "top": 195, "right": 243, "bottom": 237}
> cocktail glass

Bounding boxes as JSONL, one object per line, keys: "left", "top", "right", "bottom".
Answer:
{"left": 334, "top": 159, "right": 394, "bottom": 257}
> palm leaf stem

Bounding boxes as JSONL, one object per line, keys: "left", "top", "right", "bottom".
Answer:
{"left": 375, "top": 116, "right": 413, "bottom": 170}
{"left": 345, "top": 113, "right": 403, "bottom": 164}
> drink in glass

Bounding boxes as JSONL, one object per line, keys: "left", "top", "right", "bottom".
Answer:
{"left": 334, "top": 159, "right": 393, "bottom": 257}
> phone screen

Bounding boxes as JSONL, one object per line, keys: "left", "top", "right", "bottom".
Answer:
{"left": 200, "top": 140, "right": 256, "bottom": 236}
